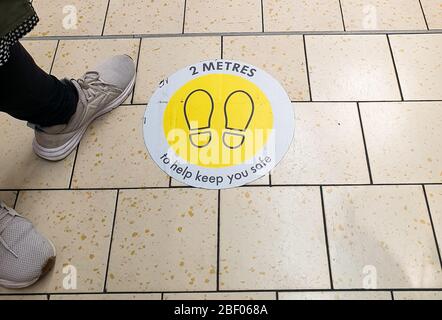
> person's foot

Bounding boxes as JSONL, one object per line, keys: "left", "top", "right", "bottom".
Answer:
{"left": 0, "top": 202, "right": 56, "bottom": 289}
{"left": 32, "top": 55, "right": 136, "bottom": 161}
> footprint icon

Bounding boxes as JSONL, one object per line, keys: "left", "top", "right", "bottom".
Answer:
{"left": 223, "top": 90, "right": 255, "bottom": 149}
{"left": 184, "top": 89, "right": 214, "bottom": 148}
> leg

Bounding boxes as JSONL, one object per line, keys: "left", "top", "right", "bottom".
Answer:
{"left": 0, "top": 42, "right": 78, "bottom": 127}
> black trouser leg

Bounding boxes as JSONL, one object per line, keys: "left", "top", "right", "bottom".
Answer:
{"left": 0, "top": 42, "right": 78, "bottom": 127}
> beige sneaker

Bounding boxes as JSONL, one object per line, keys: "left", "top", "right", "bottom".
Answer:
{"left": 0, "top": 202, "right": 56, "bottom": 288}
{"left": 32, "top": 55, "right": 136, "bottom": 161}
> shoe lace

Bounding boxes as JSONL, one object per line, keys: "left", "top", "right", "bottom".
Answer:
{"left": 0, "top": 203, "right": 18, "bottom": 258}
{"left": 76, "top": 72, "right": 122, "bottom": 104}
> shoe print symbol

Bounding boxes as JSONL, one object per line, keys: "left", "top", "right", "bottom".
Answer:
{"left": 184, "top": 89, "right": 214, "bottom": 148}
{"left": 222, "top": 90, "right": 255, "bottom": 149}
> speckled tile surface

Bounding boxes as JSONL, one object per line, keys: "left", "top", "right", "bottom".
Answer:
{"left": 425, "top": 185, "right": 442, "bottom": 250}
{"left": 0, "top": 192, "right": 17, "bottom": 208}
{"left": 0, "top": 190, "right": 117, "bottom": 294}
{"left": 133, "top": 37, "right": 221, "bottom": 104}
{"left": 324, "top": 186, "right": 442, "bottom": 289}
{"left": 104, "top": 0, "right": 185, "bottom": 35}
{"left": 223, "top": 35, "right": 309, "bottom": 101}
{"left": 71, "top": 105, "right": 169, "bottom": 188}
{"left": 0, "top": 295, "right": 47, "bottom": 300}
{"left": 2, "top": 0, "right": 442, "bottom": 298}
{"left": 164, "top": 292, "right": 276, "bottom": 300}
{"left": 0, "top": 115, "right": 74, "bottom": 189}
{"left": 263, "top": 0, "right": 344, "bottom": 31}
{"left": 389, "top": 34, "right": 442, "bottom": 100}
{"left": 341, "top": 0, "right": 427, "bottom": 31}
{"left": 393, "top": 291, "right": 442, "bottom": 300}
{"left": 360, "top": 102, "right": 442, "bottom": 183}
{"left": 420, "top": 0, "right": 442, "bottom": 29}
{"left": 29, "top": 0, "right": 108, "bottom": 37}
{"left": 184, "top": 0, "right": 262, "bottom": 33}
{"left": 279, "top": 291, "right": 391, "bottom": 300}
{"left": 20, "top": 40, "right": 58, "bottom": 73}
{"left": 106, "top": 189, "right": 218, "bottom": 292}
{"left": 220, "top": 187, "right": 330, "bottom": 290}
{"left": 306, "top": 35, "right": 401, "bottom": 101}
{"left": 271, "top": 103, "right": 370, "bottom": 185}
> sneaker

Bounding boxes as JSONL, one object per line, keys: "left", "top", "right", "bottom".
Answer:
{"left": 0, "top": 202, "right": 56, "bottom": 288}
{"left": 32, "top": 55, "right": 136, "bottom": 161}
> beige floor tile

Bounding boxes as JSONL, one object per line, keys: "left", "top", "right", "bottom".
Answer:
{"left": 133, "top": 37, "right": 221, "bottom": 104}
{"left": 71, "top": 105, "right": 169, "bottom": 188}
{"left": 51, "top": 39, "right": 140, "bottom": 104}
{"left": 104, "top": 0, "right": 184, "bottom": 35}
{"left": 425, "top": 185, "right": 442, "bottom": 250}
{"left": 220, "top": 187, "right": 329, "bottom": 290}
{"left": 279, "top": 291, "right": 391, "bottom": 300}
{"left": 164, "top": 292, "right": 276, "bottom": 300}
{"left": 184, "top": 0, "right": 262, "bottom": 33}
{"left": 306, "top": 35, "right": 401, "bottom": 101}
{"left": 420, "top": 0, "right": 442, "bottom": 29}
{"left": 341, "top": 0, "right": 427, "bottom": 31}
{"left": 0, "top": 115, "right": 74, "bottom": 189}
{"left": 107, "top": 189, "right": 218, "bottom": 292}
{"left": 0, "top": 192, "right": 17, "bottom": 208}
{"left": 393, "top": 291, "right": 442, "bottom": 300}
{"left": 223, "top": 36, "right": 309, "bottom": 101}
{"left": 360, "top": 102, "right": 442, "bottom": 183}
{"left": 324, "top": 186, "right": 442, "bottom": 289}
{"left": 389, "top": 34, "right": 442, "bottom": 100}
{"left": 272, "top": 103, "right": 370, "bottom": 185}
{"left": 0, "top": 190, "right": 117, "bottom": 294}
{"left": 29, "top": 0, "right": 108, "bottom": 37}
{"left": 0, "top": 295, "right": 47, "bottom": 300}
{"left": 20, "top": 40, "right": 58, "bottom": 73}
{"left": 263, "top": 0, "right": 344, "bottom": 31}
{"left": 50, "top": 293, "right": 161, "bottom": 300}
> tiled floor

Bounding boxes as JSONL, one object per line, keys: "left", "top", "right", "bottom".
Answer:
{"left": 1, "top": 0, "right": 441, "bottom": 300}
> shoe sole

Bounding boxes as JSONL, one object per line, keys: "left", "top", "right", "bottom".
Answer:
{"left": 32, "top": 75, "right": 136, "bottom": 162}
{"left": 0, "top": 239, "right": 57, "bottom": 289}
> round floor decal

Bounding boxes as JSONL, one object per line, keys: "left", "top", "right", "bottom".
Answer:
{"left": 143, "top": 59, "right": 294, "bottom": 189}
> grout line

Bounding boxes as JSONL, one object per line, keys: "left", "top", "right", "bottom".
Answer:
{"left": 22, "top": 29, "right": 442, "bottom": 41}
{"left": 390, "top": 291, "right": 395, "bottom": 300}
{"left": 269, "top": 173, "right": 272, "bottom": 187}
{"left": 48, "top": 40, "right": 60, "bottom": 75}
{"left": 338, "top": 0, "right": 346, "bottom": 31}
{"left": 216, "top": 190, "right": 221, "bottom": 291}
{"left": 103, "top": 189, "right": 120, "bottom": 293}
{"left": 101, "top": 0, "right": 111, "bottom": 36}
{"left": 275, "top": 291, "right": 279, "bottom": 300}
{"left": 302, "top": 35, "right": 312, "bottom": 101}
{"left": 68, "top": 147, "right": 79, "bottom": 189}
{"left": 386, "top": 35, "right": 404, "bottom": 101}
{"left": 320, "top": 186, "right": 334, "bottom": 290}
{"left": 13, "top": 190, "right": 20, "bottom": 209}
{"left": 261, "top": 0, "right": 265, "bottom": 33}
{"left": 2, "top": 183, "right": 442, "bottom": 193}
{"left": 168, "top": 177, "right": 172, "bottom": 188}
{"left": 161, "top": 292, "right": 164, "bottom": 300}
{"left": 357, "top": 102, "right": 374, "bottom": 184}
{"left": 182, "top": 0, "right": 187, "bottom": 34}
{"left": 418, "top": 0, "right": 430, "bottom": 31}
{"left": 294, "top": 99, "right": 442, "bottom": 103}
{"left": 130, "top": 37, "right": 143, "bottom": 105}
{"left": 221, "top": 36, "right": 224, "bottom": 59}
{"left": 422, "top": 185, "right": 442, "bottom": 269}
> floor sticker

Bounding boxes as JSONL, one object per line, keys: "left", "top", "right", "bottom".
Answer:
{"left": 143, "top": 59, "right": 294, "bottom": 189}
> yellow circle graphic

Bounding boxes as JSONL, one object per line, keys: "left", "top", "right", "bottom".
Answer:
{"left": 163, "top": 74, "right": 274, "bottom": 168}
